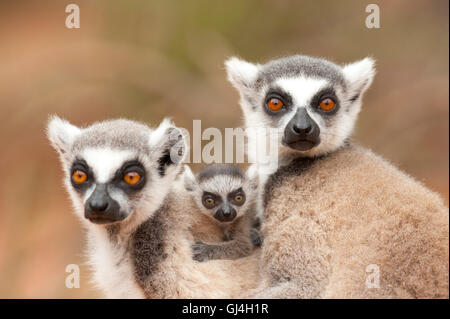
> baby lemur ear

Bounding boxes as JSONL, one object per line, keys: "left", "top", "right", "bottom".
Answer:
{"left": 182, "top": 165, "right": 197, "bottom": 192}
{"left": 245, "top": 164, "right": 259, "bottom": 191}
{"left": 149, "top": 118, "right": 187, "bottom": 177}
{"left": 225, "top": 57, "right": 260, "bottom": 92}
{"left": 47, "top": 115, "right": 81, "bottom": 156}
{"left": 342, "top": 57, "right": 376, "bottom": 102}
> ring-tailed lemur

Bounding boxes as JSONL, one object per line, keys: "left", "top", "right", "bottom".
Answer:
{"left": 47, "top": 116, "right": 260, "bottom": 298}
{"left": 182, "top": 164, "right": 261, "bottom": 262}
{"left": 226, "top": 55, "right": 449, "bottom": 298}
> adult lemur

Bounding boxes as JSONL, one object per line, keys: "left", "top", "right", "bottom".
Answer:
{"left": 182, "top": 164, "right": 260, "bottom": 261}
{"left": 225, "top": 55, "right": 449, "bottom": 298}
{"left": 47, "top": 117, "right": 259, "bottom": 298}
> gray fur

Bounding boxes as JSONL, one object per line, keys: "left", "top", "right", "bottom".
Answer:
{"left": 131, "top": 201, "right": 169, "bottom": 297}
{"left": 198, "top": 164, "right": 244, "bottom": 182}
{"left": 72, "top": 119, "right": 152, "bottom": 154}
{"left": 255, "top": 55, "right": 347, "bottom": 90}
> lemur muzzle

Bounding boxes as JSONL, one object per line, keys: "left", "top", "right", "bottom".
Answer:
{"left": 283, "top": 108, "right": 320, "bottom": 151}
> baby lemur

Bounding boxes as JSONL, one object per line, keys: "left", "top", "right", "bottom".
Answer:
{"left": 182, "top": 164, "right": 260, "bottom": 262}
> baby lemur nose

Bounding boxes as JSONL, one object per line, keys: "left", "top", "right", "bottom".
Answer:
{"left": 214, "top": 205, "right": 237, "bottom": 222}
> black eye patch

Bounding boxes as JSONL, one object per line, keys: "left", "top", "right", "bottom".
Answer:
{"left": 70, "top": 159, "right": 93, "bottom": 192}
{"left": 202, "top": 191, "right": 222, "bottom": 209}
{"left": 228, "top": 187, "right": 246, "bottom": 206}
{"left": 310, "top": 87, "right": 340, "bottom": 115}
{"left": 113, "top": 160, "right": 147, "bottom": 193}
{"left": 263, "top": 87, "right": 293, "bottom": 116}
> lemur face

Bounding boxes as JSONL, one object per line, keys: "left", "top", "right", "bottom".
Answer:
{"left": 225, "top": 55, "right": 375, "bottom": 158}
{"left": 48, "top": 117, "right": 186, "bottom": 226}
{"left": 183, "top": 164, "right": 258, "bottom": 223}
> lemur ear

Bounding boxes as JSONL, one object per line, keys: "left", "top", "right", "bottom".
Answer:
{"left": 342, "top": 57, "right": 376, "bottom": 101}
{"left": 149, "top": 118, "right": 187, "bottom": 177}
{"left": 225, "top": 57, "right": 260, "bottom": 91}
{"left": 182, "top": 165, "right": 197, "bottom": 192}
{"left": 47, "top": 115, "right": 81, "bottom": 156}
{"left": 245, "top": 164, "right": 259, "bottom": 191}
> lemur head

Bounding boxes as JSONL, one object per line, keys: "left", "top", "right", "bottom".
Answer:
{"left": 183, "top": 164, "right": 258, "bottom": 223}
{"left": 225, "top": 55, "right": 375, "bottom": 158}
{"left": 47, "top": 116, "right": 186, "bottom": 227}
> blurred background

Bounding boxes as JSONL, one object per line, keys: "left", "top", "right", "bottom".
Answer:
{"left": 0, "top": 0, "right": 448, "bottom": 298}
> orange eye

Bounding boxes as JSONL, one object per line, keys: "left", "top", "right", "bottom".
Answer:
{"left": 267, "top": 98, "right": 284, "bottom": 112}
{"left": 319, "top": 98, "right": 336, "bottom": 111}
{"left": 204, "top": 197, "right": 215, "bottom": 206}
{"left": 124, "top": 172, "right": 141, "bottom": 185}
{"left": 72, "top": 170, "right": 87, "bottom": 184}
{"left": 234, "top": 195, "right": 244, "bottom": 203}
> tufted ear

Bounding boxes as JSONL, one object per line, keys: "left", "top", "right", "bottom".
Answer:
{"left": 149, "top": 118, "right": 187, "bottom": 177}
{"left": 47, "top": 115, "right": 81, "bottom": 156}
{"left": 225, "top": 57, "right": 260, "bottom": 92}
{"left": 245, "top": 164, "right": 259, "bottom": 191}
{"left": 181, "top": 165, "right": 197, "bottom": 192}
{"left": 342, "top": 57, "right": 376, "bottom": 102}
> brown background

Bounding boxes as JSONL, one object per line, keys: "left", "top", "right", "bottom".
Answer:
{"left": 0, "top": 0, "right": 448, "bottom": 298}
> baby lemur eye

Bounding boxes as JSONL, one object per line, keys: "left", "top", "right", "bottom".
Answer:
{"left": 319, "top": 98, "right": 336, "bottom": 112}
{"left": 72, "top": 170, "right": 87, "bottom": 184}
{"left": 203, "top": 197, "right": 215, "bottom": 207}
{"left": 229, "top": 189, "right": 246, "bottom": 206}
{"left": 123, "top": 172, "right": 141, "bottom": 185}
{"left": 266, "top": 98, "right": 284, "bottom": 112}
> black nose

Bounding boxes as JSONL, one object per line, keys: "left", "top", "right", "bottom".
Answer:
{"left": 84, "top": 184, "right": 124, "bottom": 224}
{"left": 290, "top": 108, "right": 315, "bottom": 137}
{"left": 283, "top": 108, "right": 320, "bottom": 151}
{"left": 222, "top": 206, "right": 233, "bottom": 216}
{"left": 89, "top": 199, "right": 109, "bottom": 213}
{"left": 214, "top": 205, "right": 237, "bottom": 222}
{"left": 292, "top": 123, "right": 313, "bottom": 136}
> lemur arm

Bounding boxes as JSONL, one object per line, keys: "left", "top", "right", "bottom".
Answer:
{"left": 192, "top": 216, "right": 255, "bottom": 262}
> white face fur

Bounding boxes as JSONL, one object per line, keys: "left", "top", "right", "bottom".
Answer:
{"left": 225, "top": 55, "right": 375, "bottom": 160}
{"left": 47, "top": 116, "right": 186, "bottom": 229}
{"left": 183, "top": 164, "right": 258, "bottom": 223}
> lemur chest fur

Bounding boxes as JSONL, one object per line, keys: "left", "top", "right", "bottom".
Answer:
{"left": 88, "top": 203, "right": 174, "bottom": 299}
{"left": 130, "top": 204, "right": 169, "bottom": 294}
{"left": 262, "top": 145, "right": 352, "bottom": 223}
{"left": 87, "top": 226, "right": 145, "bottom": 298}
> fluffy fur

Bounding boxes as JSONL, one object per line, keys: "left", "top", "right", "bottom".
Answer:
{"left": 132, "top": 183, "right": 261, "bottom": 298}
{"left": 255, "top": 145, "right": 449, "bottom": 298}
{"left": 226, "top": 55, "right": 449, "bottom": 298}
{"left": 48, "top": 116, "right": 260, "bottom": 298}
